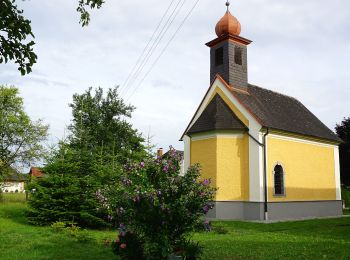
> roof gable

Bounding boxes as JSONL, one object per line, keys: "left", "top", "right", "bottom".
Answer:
{"left": 187, "top": 94, "right": 247, "bottom": 135}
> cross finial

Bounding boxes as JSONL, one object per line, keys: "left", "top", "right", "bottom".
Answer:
{"left": 226, "top": 0, "right": 230, "bottom": 11}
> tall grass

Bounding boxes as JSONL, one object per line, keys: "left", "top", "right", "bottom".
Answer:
{"left": 0, "top": 192, "right": 27, "bottom": 203}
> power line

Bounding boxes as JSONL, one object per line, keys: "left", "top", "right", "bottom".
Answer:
{"left": 126, "top": 0, "right": 201, "bottom": 101}
{"left": 122, "top": 0, "right": 186, "bottom": 98}
{"left": 122, "top": 0, "right": 187, "bottom": 98}
{"left": 119, "top": 0, "right": 177, "bottom": 97}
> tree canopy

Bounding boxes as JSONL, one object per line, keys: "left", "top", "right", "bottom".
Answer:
{"left": 0, "top": 0, "right": 105, "bottom": 75}
{"left": 27, "top": 86, "right": 147, "bottom": 228}
{"left": 336, "top": 117, "right": 350, "bottom": 185}
{"left": 0, "top": 85, "right": 48, "bottom": 177}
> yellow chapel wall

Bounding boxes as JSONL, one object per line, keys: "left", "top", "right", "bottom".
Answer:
{"left": 190, "top": 133, "right": 249, "bottom": 201}
{"left": 267, "top": 134, "right": 337, "bottom": 202}
{"left": 190, "top": 137, "right": 218, "bottom": 189}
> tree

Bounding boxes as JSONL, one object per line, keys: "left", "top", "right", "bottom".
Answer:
{"left": 68, "top": 86, "right": 146, "bottom": 164}
{"left": 0, "top": 0, "right": 105, "bottom": 75}
{"left": 0, "top": 85, "right": 48, "bottom": 178}
{"left": 335, "top": 117, "right": 350, "bottom": 186}
{"left": 27, "top": 86, "right": 147, "bottom": 228}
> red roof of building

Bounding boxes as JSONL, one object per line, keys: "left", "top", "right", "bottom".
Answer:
{"left": 29, "top": 167, "right": 44, "bottom": 177}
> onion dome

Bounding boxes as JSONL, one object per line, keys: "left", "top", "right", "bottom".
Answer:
{"left": 215, "top": 10, "right": 241, "bottom": 37}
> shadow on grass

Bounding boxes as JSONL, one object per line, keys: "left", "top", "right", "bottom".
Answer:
{"left": 0, "top": 202, "right": 30, "bottom": 226}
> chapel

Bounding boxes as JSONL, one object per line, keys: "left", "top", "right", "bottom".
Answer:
{"left": 180, "top": 2, "right": 342, "bottom": 220}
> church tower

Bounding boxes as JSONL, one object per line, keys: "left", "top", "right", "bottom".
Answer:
{"left": 206, "top": 1, "right": 252, "bottom": 92}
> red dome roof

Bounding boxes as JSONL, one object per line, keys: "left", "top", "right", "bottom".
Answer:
{"left": 215, "top": 11, "right": 241, "bottom": 37}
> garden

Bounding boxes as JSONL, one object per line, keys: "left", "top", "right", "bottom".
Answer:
{"left": 1, "top": 193, "right": 350, "bottom": 259}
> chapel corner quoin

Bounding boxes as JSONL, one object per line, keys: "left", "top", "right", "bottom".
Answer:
{"left": 179, "top": 4, "right": 342, "bottom": 221}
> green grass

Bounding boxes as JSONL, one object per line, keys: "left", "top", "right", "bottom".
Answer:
{"left": 0, "top": 192, "right": 27, "bottom": 203}
{"left": 0, "top": 200, "right": 116, "bottom": 260}
{"left": 1, "top": 196, "right": 350, "bottom": 260}
{"left": 198, "top": 220, "right": 350, "bottom": 259}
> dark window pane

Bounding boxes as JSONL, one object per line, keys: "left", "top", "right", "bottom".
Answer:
{"left": 215, "top": 47, "right": 223, "bottom": 66}
{"left": 274, "top": 165, "right": 284, "bottom": 195}
{"left": 235, "top": 47, "right": 242, "bottom": 65}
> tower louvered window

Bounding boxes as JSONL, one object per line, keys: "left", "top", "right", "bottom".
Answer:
{"left": 274, "top": 165, "right": 285, "bottom": 196}
{"left": 215, "top": 47, "right": 223, "bottom": 66}
{"left": 234, "top": 46, "right": 242, "bottom": 65}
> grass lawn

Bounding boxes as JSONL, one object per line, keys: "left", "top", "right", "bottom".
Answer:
{"left": 1, "top": 194, "right": 350, "bottom": 259}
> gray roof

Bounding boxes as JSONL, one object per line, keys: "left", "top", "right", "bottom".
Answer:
{"left": 187, "top": 94, "right": 247, "bottom": 135}
{"left": 234, "top": 84, "right": 341, "bottom": 142}
{"left": 4, "top": 173, "right": 27, "bottom": 182}
{"left": 183, "top": 83, "right": 340, "bottom": 143}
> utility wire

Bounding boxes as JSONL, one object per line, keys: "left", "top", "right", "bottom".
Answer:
{"left": 122, "top": 0, "right": 186, "bottom": 98}
{"left": 122, "top": 0, "right": 186, "bottom": 97}
{"left": 126, "top": 0, "right": 201, "bottom": 101}
{"left": 119, "top": 0, "right": 177, "bottom": 96}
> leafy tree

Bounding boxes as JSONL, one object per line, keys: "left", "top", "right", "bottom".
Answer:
{"left": 68, "top": 86, "right": 146, "bottom": 164}
{"left": 27, "top": 86, "right": 146, "bottom": 228}
{"left": 0, "top": 0, "right": 105, "bottom": 75}
{"left": 101, "top": 147, "right": 216, "bottom": 259}
{"left": 0, "top": 85, "right": 48, "bottom": 178}
{"left": 336, "top": 117, "right": 350, "bottom": 185}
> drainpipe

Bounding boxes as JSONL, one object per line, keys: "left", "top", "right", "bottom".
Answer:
{"left": 263, "top": 128, "right": 269, "bottom": 221}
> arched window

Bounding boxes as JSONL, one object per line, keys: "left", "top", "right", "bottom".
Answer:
{"left": 274, "top": 164, "right": 285, "bottom": 196}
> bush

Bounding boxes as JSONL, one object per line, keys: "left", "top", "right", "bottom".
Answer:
{"left": 74, "top": 229, "right": 93, "bottom": 243}
{"left": 100, "top": 147, "right": 216, "bottom": 259}
{"left": 51, "top": 221, "right": 93, "bottom": 243}
{"left": 111, "top": 225, "right": 144, "bottom": 259}
{"left": 213, "top": 226, "right": 229, "bottom": 235}
{"left": 26, "top": 173, "right": 110, "bottom": 228}
{"left": 342, "top": 186, "right": 350, "bottom": 208}
{"left": 51, "top": 221, "right": 66, "bottom": 233}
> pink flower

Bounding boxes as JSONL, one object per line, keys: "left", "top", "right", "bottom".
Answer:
{"left": 200, "top": 192, "right": 205, "bottom": 198}
{"left": 120, "top": 243, "right": 127, "bottom": 249}
{"left": 203, "top": 179, "right": 210, "bottom": 186}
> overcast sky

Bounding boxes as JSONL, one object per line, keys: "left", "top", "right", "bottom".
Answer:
{"left": 1, "top": 0, "right": 350, "bottom": 153}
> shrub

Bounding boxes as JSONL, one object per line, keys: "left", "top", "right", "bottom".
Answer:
{"left": 181, "top": 239, "right": 203, "bottom": 259}
{"left": 111, "top": 224, "right": 144, "bottom": 259}
{"left": 213, "top": 226, "right": 229, "bottom": 235}
{"left": 342, "top": 185, "right": 350, "bottom": 208}
{"left": 75, "top": 229, "right": 93, "bottom": 243}
{"left": 26, "top": 174, "right": 110, "bottom": 228}
{"left": 100, "top": 147, "right": 216, "bottom": 259}
{"left": 51, "top": 221, "right": 66, "bottom": 233}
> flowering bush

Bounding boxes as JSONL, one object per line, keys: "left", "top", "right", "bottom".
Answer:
{"left": 98, "top": 147, "right": 216, "bottom": 259}
{"left": 110, "top": 224, "right": 144, "bottom": 259}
